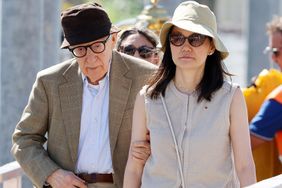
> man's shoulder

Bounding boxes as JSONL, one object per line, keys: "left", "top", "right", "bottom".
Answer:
{"left": 37, "top": 58, "right": 76, "bottom": 78}
{"left": 267, "top": 85, "right": 282, "bottom": 104}
{"left": 112, "top": 50, "right": 156, "bottom": 74}
{"left": 126, "top": 55, "right": 156, "bottom": 72}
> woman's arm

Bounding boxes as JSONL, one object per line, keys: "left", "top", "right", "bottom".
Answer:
{"left": 230, "top": 88, "right": 257, "bottom": 187}
{"left": 123, "top": 91, "right": 149, "bottom": 188}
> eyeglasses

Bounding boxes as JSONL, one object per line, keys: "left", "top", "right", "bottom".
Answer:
{"left": 264, "top": 46, "right": 282, "bottom": 57}
{"left": 68, "top": 35, "right": 111, "bottom": 58}
{"left": 169, "top": 33, "right": 207, "bottom": 47}
{"left": 119, "top": 45, "right": 157, "bottom": 59}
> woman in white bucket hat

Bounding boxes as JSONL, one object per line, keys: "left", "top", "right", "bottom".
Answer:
{"left": 124, "top": 1, "right": 256, "bottom": 188}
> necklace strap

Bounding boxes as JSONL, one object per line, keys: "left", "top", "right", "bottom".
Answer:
{"left": 160, "top": 95, "right": 186, "bottom": 188}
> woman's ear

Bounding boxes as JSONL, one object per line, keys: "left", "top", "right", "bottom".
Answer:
{"left": 209, "top": 43, "right": 216, "bottom": 55}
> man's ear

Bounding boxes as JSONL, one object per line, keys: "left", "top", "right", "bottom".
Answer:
{"left": 111, "top": 33, "right": 118, "bottom": 46}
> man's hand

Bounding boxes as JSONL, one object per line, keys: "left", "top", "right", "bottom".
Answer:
{"left": 131, "top": 140, "right": 151, "bottom": 165}
{"left": 46, "top": 169, "right": 87, "bottom": 188}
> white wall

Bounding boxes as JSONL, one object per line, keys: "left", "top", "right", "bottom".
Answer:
{"left": 215, "top": 0, "right": 247, "bottom": 33}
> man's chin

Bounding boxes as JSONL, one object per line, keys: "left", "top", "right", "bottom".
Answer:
{"left": 87, "top": 72, "right": 107, "bottom": 85}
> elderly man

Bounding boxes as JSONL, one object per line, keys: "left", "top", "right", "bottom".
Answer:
{"left": 11, "top": 2, "right": 155, "bottom": 188}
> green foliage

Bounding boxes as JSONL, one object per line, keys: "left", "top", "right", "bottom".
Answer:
{"left": 62, "top": 0, "right": 88, "bottom": 10}
{"left": 62, "top": 0, "right": 143, "bottom": 23}
{"left": 101, "top": 1, "right": 143, "bottom": 23}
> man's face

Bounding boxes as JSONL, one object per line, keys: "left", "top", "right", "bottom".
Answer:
{"left": 269, "top": 32, "right": 282, "bottom": 71}
{"left": 69, "top": 33, "right": 117, "bottom": 85}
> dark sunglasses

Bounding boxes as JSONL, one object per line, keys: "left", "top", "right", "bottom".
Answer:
{"left": 264, "top": 46, "right": 281, "bottom": 57}
{"left": 119, "top": 45, "right": 156, "bottom": 59}
{"left": 169, "top": 33, "right": 207, "bottom": 47}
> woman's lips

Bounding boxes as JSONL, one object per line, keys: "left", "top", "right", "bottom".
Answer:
{"left": 179, "top": 56, "right": 194, "bottom": 60}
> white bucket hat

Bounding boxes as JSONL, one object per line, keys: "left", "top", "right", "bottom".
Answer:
{"left": 160, "top": 1, "right": 229, "bottom": 60}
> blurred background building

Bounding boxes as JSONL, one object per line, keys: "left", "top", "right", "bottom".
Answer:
{"left": 0, "top": 0, "right": 282, "bottom": 187}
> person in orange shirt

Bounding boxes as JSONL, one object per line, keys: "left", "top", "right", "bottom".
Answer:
{"left": 250, "top": 85, "right": 282, "bottom": 149}
{"left": 246, "top": 16, "right": 282, "bottom": 181}
{"left": 243, "top": 16, "right": 282, "bottom": 121}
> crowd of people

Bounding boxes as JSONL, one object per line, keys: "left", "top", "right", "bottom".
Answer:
{"left": 10, "top": 1, "right": 281, "bottom": 188}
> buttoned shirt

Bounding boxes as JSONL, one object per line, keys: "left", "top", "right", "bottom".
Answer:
{"left": 76, "top": 65, "right": 113, "bottom": 173}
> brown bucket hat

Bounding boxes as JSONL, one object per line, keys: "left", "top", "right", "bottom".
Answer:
{"left": 60, "top": 2, "right": 120, "bottom": 49}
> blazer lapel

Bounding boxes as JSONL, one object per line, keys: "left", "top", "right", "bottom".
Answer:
{"left": 109, "top": 51, "right": 132, "bottom": 155}
{"left": 59, "top": 61, "right": 83, "bottom": 165}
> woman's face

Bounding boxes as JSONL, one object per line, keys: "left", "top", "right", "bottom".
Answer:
{"left": 119, "top": 33, "right": 159, "bottom": 65}
{"left": 169, "top": 26, "right": 214, "bottom": 71}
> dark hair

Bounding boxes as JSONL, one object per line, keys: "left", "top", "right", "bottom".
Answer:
{"left": 116, "top": 27, "right": 159, "bottom": 50}
{"left": 146, "top": 28, "right": 232, "bottom": 102}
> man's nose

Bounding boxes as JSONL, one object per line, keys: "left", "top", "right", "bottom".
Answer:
{"left": 85, "top": 47, "right": 98, "bottom": 61}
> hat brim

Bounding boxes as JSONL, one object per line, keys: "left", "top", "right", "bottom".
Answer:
{"left": 160, "top": 20, "right": 229, "bottom": 60}
{"left": 60, "top": 25, "right": 121, "bottom": 49}
{"left": 61, "top": 38, "right": 69, "bottom": 49}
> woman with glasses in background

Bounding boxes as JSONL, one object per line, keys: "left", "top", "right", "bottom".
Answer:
{"left": 116, "top": 27, "right": 160, "bottom": 65}
{"left": 124, "top": 1, "right": 256, "bottom": 188}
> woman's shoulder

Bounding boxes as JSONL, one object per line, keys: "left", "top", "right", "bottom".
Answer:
{"left": 140, "top": 85, "right": 153, "bottom": 98}
{"left": 221, "top": 81, "right": 240, "bottom": 93}
{"left": 139, "top": 84, "right": 161, "bottom": 103}
{"left": 211, "top": 81, "right": 242, "bottom": 103}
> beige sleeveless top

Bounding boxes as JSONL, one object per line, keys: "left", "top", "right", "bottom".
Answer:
{"left": 141, "top": 81, "right": 240, "bottom": 188}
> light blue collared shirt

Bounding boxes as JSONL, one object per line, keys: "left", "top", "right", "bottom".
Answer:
{"left": 76, "top": 66, "right": 113, "bottom": 173}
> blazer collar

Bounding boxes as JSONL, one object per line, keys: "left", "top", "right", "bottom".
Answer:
{"left": 59, "top": 60, "right": 83, "bottom": 165}
{"left": 109, "top": 51, "right": 132, "bottom": 155}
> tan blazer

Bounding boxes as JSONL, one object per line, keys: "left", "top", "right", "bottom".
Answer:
{"left": 11, "top": 50, "right": 156, "bottom": 188}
